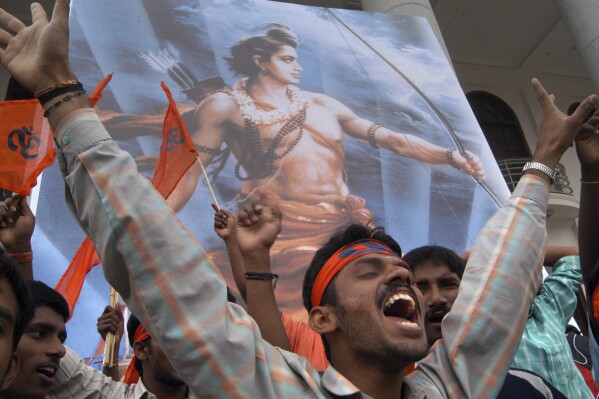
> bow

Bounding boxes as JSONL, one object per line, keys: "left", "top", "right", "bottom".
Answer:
{"left": 325, "top": 8, "right": 502, "bottom": 207}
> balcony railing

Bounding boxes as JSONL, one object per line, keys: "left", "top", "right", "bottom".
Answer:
{"left": 497, "top": 158, "right": 573, "bottom": 195}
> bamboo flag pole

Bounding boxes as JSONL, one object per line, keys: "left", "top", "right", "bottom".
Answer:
{"left": 103, "top": 286, "right": 120, "bottom": 367}
{"left": 196, "top": 155, "right": 220, "bottom": 210}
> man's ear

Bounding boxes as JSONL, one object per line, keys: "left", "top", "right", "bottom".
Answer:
{"left": 0, "top": 352, "right": 19, "bottom": 391}
{"left": 133, "top": 341, "right": 149, "bottom": 361}
{"left": 308, "top": 305, "right": 338, "bottom": 335}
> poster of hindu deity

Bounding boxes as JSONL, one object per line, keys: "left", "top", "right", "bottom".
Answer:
{"left": 31, "top": 0, "right": 510, "bottom": 357}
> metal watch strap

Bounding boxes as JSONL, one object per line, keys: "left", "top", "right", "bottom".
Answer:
{"left": 522, "top": 161, "right": 557, "bottom": 184}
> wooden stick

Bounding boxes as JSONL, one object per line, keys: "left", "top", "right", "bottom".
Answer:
{"left": 103, "top": 287, "right": 120, "bottom": 367}
{"left": 196, "top": 155, "right": 220, "bottom": 210}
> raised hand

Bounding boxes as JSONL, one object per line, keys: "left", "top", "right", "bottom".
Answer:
{"left": 0, "top": 196, "right": 35, "bottom": 253}
{"left": 575, "top": 107, "right": 599, "bottom": 179}
{"left": 235, "top": 192, "right": 282, "bottom": 255}
{"left": 0, "top": 0, "right": 74, "bottom": 94}
{"left": 96, "top": 304, "right": 125, "bottom": 343}
{"left": 212, "top": 204, "right": 237, "bottom": 242}
{"left": 532, "top": 78, "right": 598, "bottom": 168}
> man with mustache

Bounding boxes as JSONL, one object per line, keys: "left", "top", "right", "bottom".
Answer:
{"left": 404, "top": 246, "right": 462, "bottom": 348}
{"left": 407, "top": 245, "right": 590, "bottom": 397}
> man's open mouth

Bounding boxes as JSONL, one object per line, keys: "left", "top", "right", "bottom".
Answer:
{"left": 37, "top": 363, "right": 58, "bottom": 378}
{"left": 383, "top": 291, "right": 418, "bottom": 327}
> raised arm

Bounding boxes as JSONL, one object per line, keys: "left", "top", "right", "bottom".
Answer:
{"left": 460, "top": 245, "right": 579, "bottom": 267}
{"left": 96, "top": 304, "right": 124, "bottom": 381}
{"left": 323, "top": 94, "right": 485, "bottom": 180}
{"left": 0, "top": 3, "right": 314, "bottom": 397}
{"left": 0, "top": 1, "right": 87, "bottom": 126}
{"left": 227, "top": 196, "right": 291, "bottom": 351}
{"left": 544, "top": 246, "right": 579, "bottom": 267}
{"left": 0, "top": 196, "right": 35, "bottom": 280}
{"left": 575, "top": 106, "right": 599, "bottom": 292}
{"left": 574, "top": 97, "right": 599, "bottom": 383}
{"left": 416, "top": 79, "right": 597, "bottom": 398}
{"left": 213, "top": 205, "right": 248, "bottom": 301}
{"left": 536, "top": 256, "right": 583, "bottom": 325}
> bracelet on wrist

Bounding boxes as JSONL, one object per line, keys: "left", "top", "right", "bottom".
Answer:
{"left": 36, "top": 81, "right": 84, "bottom": 105}
{"left": 7, "top": 251, "right": 33, "bottom": 263}
{"left": 244, "top": 272, "right": 279, "bottom": 288}
{"left": 445, "top": 147, "right": 461, "bottom": 170}
{"left": 35, "top": 79, "right": 78, "bottom": 96}
{"left": 43, "top": 90, "right": 86, "bottom": 118}
{"left": 580, "top": 179, "right": 599, "bottom": 184}
{"left": 522, "top": 161, "right": 557, "bottom": 184}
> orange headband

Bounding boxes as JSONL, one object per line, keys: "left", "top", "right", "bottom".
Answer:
{"left": 123, "top": 323, "right": 151, "bottom": 385}
{"left": 311, "top": 239, "right": 404, "bottom": 307}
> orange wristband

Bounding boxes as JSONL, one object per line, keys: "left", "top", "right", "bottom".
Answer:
{"left": 7, "top": 251, "right": 33, "bottom": 263}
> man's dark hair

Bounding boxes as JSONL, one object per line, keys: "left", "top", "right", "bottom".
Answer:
{"left": 302, "top": 224, "right": 402, "bottom": 360}
{"left": 0, "top": 254, "right": 33, "bottom": 349}
{"left": 403, "top": 245, "right": 465, "bottom": 280}
{"left": 26, "top": 280, "right": 70, "bottom": 322}
{"left": 225, "top": 23, "right": 299, "bottom": 77}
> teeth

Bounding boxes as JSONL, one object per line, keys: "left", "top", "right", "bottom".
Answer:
{"left": 38, "top": 366, "right": 57, "bottom": 376}
{"left": 384, "top": 292, "right": 415, "bottom": 310}
{"left": 399, "top": 320, "right": 418, "bottom": 328}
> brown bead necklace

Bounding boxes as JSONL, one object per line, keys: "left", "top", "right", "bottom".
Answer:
{"left": 235, "top": 106, "right": 307, "bottom": 181}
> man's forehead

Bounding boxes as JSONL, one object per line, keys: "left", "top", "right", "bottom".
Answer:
{"left": 345, "top": 253, "right": 407, "bottom": 270}
{"left": 413, "top": 262, "right": 459, "bottom": 279}
{"left": 31, "top": 306, "right": 66, "bottom": 329}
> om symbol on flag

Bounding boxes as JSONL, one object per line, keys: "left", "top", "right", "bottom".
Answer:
{"left": 166, "top": 127, "right": 184, "bottom": 152}
{"left": 7, "top": 126, "right": 41, "bottom": 159}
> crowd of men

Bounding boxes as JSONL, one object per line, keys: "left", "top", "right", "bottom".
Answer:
{"left": 1, "top": 1, "right": 599, "bottom": 398}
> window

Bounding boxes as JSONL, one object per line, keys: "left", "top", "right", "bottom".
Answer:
{"left": 466, "top": 91, "right": 530, "bottom": 160}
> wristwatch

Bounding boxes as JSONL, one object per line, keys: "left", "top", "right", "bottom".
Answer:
{"left": 522, "top": 162, "right": 557, "bottom": 184}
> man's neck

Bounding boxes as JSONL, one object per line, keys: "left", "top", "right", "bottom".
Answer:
{"left": 140, "top": 376, "right": 189, "bottom": 399}
{"left": 331, "top": 356, "right": 405, "bottom": 399}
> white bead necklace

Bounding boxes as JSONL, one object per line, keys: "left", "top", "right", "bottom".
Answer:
{"left": 231, "top": 78, "right": 308, "bottom": 126}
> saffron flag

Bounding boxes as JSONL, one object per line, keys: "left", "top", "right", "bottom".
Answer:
{"left": 54, "top": 236, "right": 101, "bottom": 317}
{"left": 0, "top": 100, "right": 55, "bottom": 195}
{"left": 88, "top": 73, "right": 113, "bottom": 107}
{"left": 57, "top": 81, "right": 198, "bottom": 317}
{"left": 151, "top": 81, "right": 198, "bottom": 198}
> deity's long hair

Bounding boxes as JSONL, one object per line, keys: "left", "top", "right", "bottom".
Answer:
{"left": 225, "top": 23, "right": 299, "bottom": 77}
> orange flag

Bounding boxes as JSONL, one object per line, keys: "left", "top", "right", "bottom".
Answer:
{"left": 54, "top": 236, "right": 101, "bottom": 317}
{"left": 0, "top": 100, "right": 55, "bottom": 195}
{"left": 151, "top": 81, "right": 198, "bottom": 198}
{"left": 57, "top": 81, "right": 198, "bottom": 318}
{"left": 88, "top": 73, "right": 113, "bottom": 108}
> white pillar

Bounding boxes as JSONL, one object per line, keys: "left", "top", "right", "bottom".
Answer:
{"left": 554, "top": 0, "right": 599, "bottom": 90}
{"left": 361, "top": 0, "right": 451, "bottom": 62}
